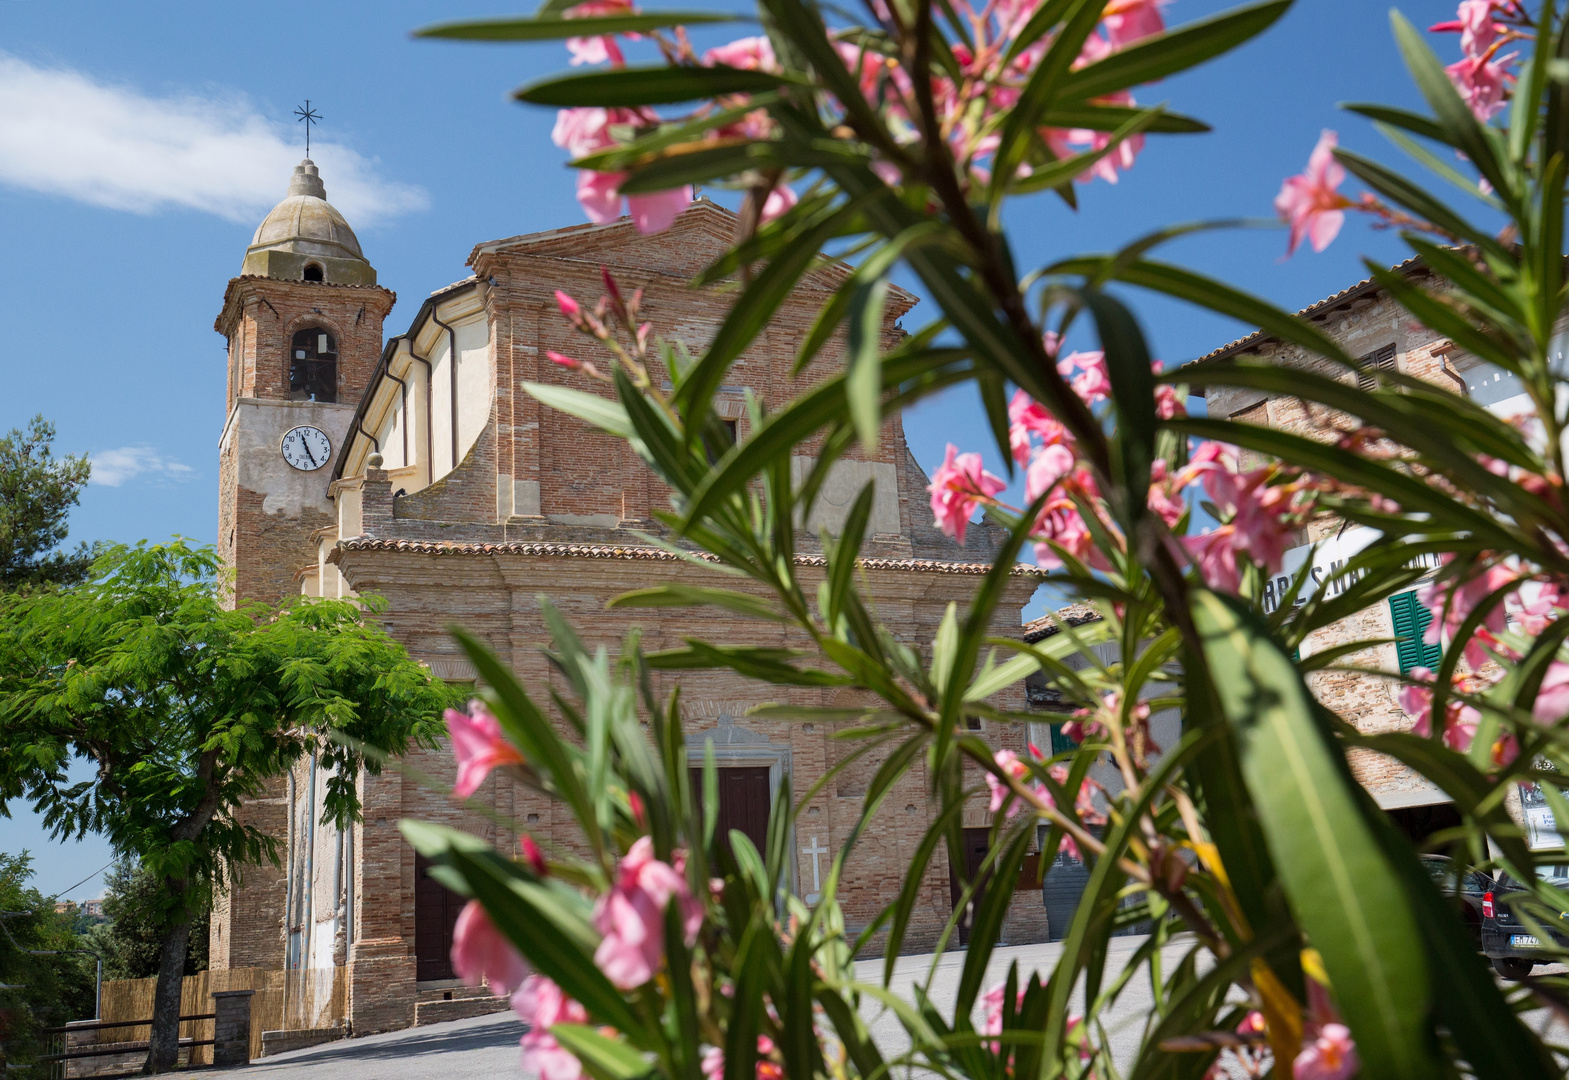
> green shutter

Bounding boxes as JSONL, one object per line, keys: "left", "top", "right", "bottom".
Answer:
{"left": 1389, "top": 590, "right": 1444, "bottom": 674}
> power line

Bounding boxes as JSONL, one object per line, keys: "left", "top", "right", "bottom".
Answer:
{"left": 47, "top": 860, "right": 113, "bottom": 904}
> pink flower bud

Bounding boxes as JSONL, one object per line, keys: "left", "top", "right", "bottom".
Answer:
{"left": 555, "top": 289, "right": 581, "bottom": 321}
{"left": 521, "top": 834, "right": 548, "bottom": 877}
{"left": 601, "top": 264, "right": 624, "bottom": 307}
{"left": 547, "top": 351, "right": 582, "bottom": 369}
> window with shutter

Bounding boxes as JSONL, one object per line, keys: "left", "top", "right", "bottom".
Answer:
{"left": 1388, "top": 590, "right": 1444, "bottom": 674}
{"left": 1357, "top": 343, "right": 1397, "bottom": 392}
{"left": 1049, "top": 722, "right": 1078, "bottom": 755}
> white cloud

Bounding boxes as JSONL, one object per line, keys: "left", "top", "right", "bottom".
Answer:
{"left": 0, "top": 54, "right": 427, "bottom": 225}
{"left": 90, "top": 446, "right": 195, "bottom": 488}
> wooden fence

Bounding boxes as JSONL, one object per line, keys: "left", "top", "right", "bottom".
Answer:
{"left": 91, "top": 967, "right": 344, "bottom": 1065}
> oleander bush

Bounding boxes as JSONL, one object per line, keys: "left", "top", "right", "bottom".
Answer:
{"left": 407, "top": 2, "right": 1569, "bottom": 1076}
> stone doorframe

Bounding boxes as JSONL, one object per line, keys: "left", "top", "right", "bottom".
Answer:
{"left": 683, "top": 711, "right": 798, "bottom": 898}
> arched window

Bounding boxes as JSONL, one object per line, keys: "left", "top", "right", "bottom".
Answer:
{"left": 290, "top": 328, "right": 338, "bottom": 403}
{"left": 302, "top": 263, "right": 325, "bottom": 282}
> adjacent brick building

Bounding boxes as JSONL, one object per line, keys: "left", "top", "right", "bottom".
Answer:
{"left": 209, "top": 166, "right": 1051, "bottom": 1033}
{"left": 1194, "top": 258, "right": 1510, "bottom": 837}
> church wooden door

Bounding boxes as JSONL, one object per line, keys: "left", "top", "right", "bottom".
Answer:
{"left": 948, "top": 827, "right": 995, "bottom": 946}
{"left": 690, "top": 766, "right": 772, "bottom": 861}
{"left": 414, "top": 851, "right": 463, "bottom": 981}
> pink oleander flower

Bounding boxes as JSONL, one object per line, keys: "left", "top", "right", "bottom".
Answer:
{"left": 1418, "top": 558, "right": 1514, "bottom": 668}
{"left": 552, "top": 107, "right": 693, "bottom": 233}
{"left": 1146, "top": 460, "right": 1186, "bottom": 528}
{"left": 703, "top": 35, "right": 778, "bottom": 71}
{"left": 760, "top": 183, "right": 798, "bottom": 224}
{"left": 1057, "top": 350, "right": 1110, "bottom": 403}
{"left": 982, "top": 983, "right": 1088, "bottom": 1058}
{"left": 564, "top": 0, "right": 637, "bottom": 67}
{"left": 451, "top": 900, "right": 529, "bottom": 997}
{"left": 1008, "top": 389, "right": 1072, "bottom": 466}
{"left": 1026, "top": 443, "right": 1077, "bottom": 505}
{"left": 1032, "top": 465, "right": 1104, "bottom": 570}
{"left": 1152, "top": 361, "right": 1185, "bottom": 420}
{"left": 1276, "top": 130, "right": 1350, "bottom": 256}
{"left": 1182, "top": 462, "right": 1309, "bottom": 593}
{"left": 1458, "top": 0, "right": 1502, "bottom": 55}
{"left": 1102, "top": 0, "right": 1168, "bottom": 48}
{"left": 1516, "top": 580, "right": 1568, "bottom": 635}
{"left": 986, "top": 749, "right": 1036, "bottom": 816}
{"left": 1293, "top": 1022, "right": 1358, "bottom": 1080}
{"left": 1448, "top": 51, "right": 1515, "bottom": 121}
{"left": 1400, "top": 668, "right": 1485, "bottom": 752}
{"left": 593, "top": 836, "right": 703, "bottom": 988}
{"left": 576, "top": 169, "right": 694, "bottom": 234}
{"left": 1533, "top": 661, "right": 1569, "bottom": 725}
{"left": 700, "top": 1037, "right": 781, "bottom": 1080}
{"left": 929, "top": 444, "right": 1006, "bottom": 545}
{"left": 513, "top": 976, "right": 588, "bottom": 1080}
{"left": 986, "top": 751, "right": 1100, "bottom": 858}
{"left": 447, "top": 703, "right": 526, "bottom": 799}
{"left": 547, "top": 350, "right": 582, "bottom": 369}
{"left": 555, "top": 290, "right": 581, "bottom": 321}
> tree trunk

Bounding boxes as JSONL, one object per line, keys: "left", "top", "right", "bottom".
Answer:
{"left": 143, "top": 914, "right": 192, "bottom": 1074}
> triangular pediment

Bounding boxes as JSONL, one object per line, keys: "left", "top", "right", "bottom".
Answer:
{"left": 468, "top": 199, "right": 917, "bottom": 317}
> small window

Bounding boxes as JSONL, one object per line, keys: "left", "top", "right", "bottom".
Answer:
{"left": 1357, "top": 343, "right": 1397, "bottom": 392}
{"left": 704, "top": 418, "right": 740, "bottom": 465}
{"left": 290, "top": 327, "right": 338, "bottom": 403}
{"left": 303, "top": 263, "right": 324, "bottom": 282}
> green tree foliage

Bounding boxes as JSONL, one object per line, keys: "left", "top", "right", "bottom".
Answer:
{"left": 0, "top": 540, "right": 460, "bottom": 1072}
{"left": 0, "top": 853, "right": 96, "bottom": 1073}
{"left": 0, "top": 416, "right": 95, "bottom": 592}
{"left": 87, "top": 861, "right": 208, "bottom": 981}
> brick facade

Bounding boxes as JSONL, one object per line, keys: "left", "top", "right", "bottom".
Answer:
{"left": 211, "top": 198, "right": 1055, "bottom": 1035}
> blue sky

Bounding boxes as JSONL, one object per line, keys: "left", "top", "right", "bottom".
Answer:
{"left": 0, "top": 0, "right": 1455, "bottom": 897}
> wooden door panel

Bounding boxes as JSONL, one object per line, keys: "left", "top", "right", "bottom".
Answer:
{"left": 414, "top": 851, "right": 460, "bottom": 981}
{"left": 947, "top": 827, "right": 995, "bottom": 946}
{"left": 691, "top": 766, "right": 773, "bottom": 861}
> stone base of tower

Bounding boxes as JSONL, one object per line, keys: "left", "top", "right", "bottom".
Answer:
{"left": 346, "top": 941, "right": 418, "bottom": 1035}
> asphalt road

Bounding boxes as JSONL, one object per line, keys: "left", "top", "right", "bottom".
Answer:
{"left": 179, "top": 939, "right": 1569, "bottom": 1079}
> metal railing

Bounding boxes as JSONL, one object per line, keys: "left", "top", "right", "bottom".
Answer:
{"left": 38, "top": 1013, "right": 217, "bottom": 1079}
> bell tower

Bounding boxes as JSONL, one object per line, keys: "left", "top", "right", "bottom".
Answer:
{"left": 208, "top": 161, "right": 397, "bottom": 974}
{"left": 214, "top": 160, "right": 396, "bottom": 607}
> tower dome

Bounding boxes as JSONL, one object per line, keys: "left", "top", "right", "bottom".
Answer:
{"left": 241, "top": 160, "right": 376, "bottom": 286}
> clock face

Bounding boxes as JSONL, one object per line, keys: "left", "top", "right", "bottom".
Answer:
{"left": 281, "top": 426, "right": 332, "bottom": 471}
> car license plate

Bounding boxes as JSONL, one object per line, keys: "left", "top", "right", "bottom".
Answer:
{"left": 1511, "top": 934, "right": 1544, "bottom": 948}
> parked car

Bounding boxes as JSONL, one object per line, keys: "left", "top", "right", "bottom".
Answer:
{"left": 1480, "top": 862, "right": 1569, "bottom": 979}
{"left": 1419, "top": 854, "right": 1491, "bottom": 946}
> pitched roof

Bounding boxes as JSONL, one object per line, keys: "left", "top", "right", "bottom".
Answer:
{"left": 1189, "top": 255, "right": 1426, "bottom": 366}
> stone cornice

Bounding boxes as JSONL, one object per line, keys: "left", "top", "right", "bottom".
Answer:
{"left": 330, "top": 537, "right": 1044, "bottom": 577}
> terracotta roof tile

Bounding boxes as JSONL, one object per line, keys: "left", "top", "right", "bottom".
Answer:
{"left": 1021, "top": 603, "right": 1102, "bottom": 642}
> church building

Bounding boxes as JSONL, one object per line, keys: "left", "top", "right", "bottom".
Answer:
{"left": 206, "top": 161, "right": 1051, "bottom": 1033}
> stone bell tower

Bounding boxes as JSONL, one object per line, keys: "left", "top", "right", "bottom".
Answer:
{"left": 207, "top": 162, "right": 396, "bottom": 972}
{"left": 214, "top": 160, "right": 395, "bottom": 607}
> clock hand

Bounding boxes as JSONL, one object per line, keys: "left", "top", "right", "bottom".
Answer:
{"left": 302, "top": 440, "right": 319, "bottom": 468}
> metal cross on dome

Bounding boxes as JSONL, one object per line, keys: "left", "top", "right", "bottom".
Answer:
{"left": 294, "top": 100, "right": 321, "bottom": 157}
